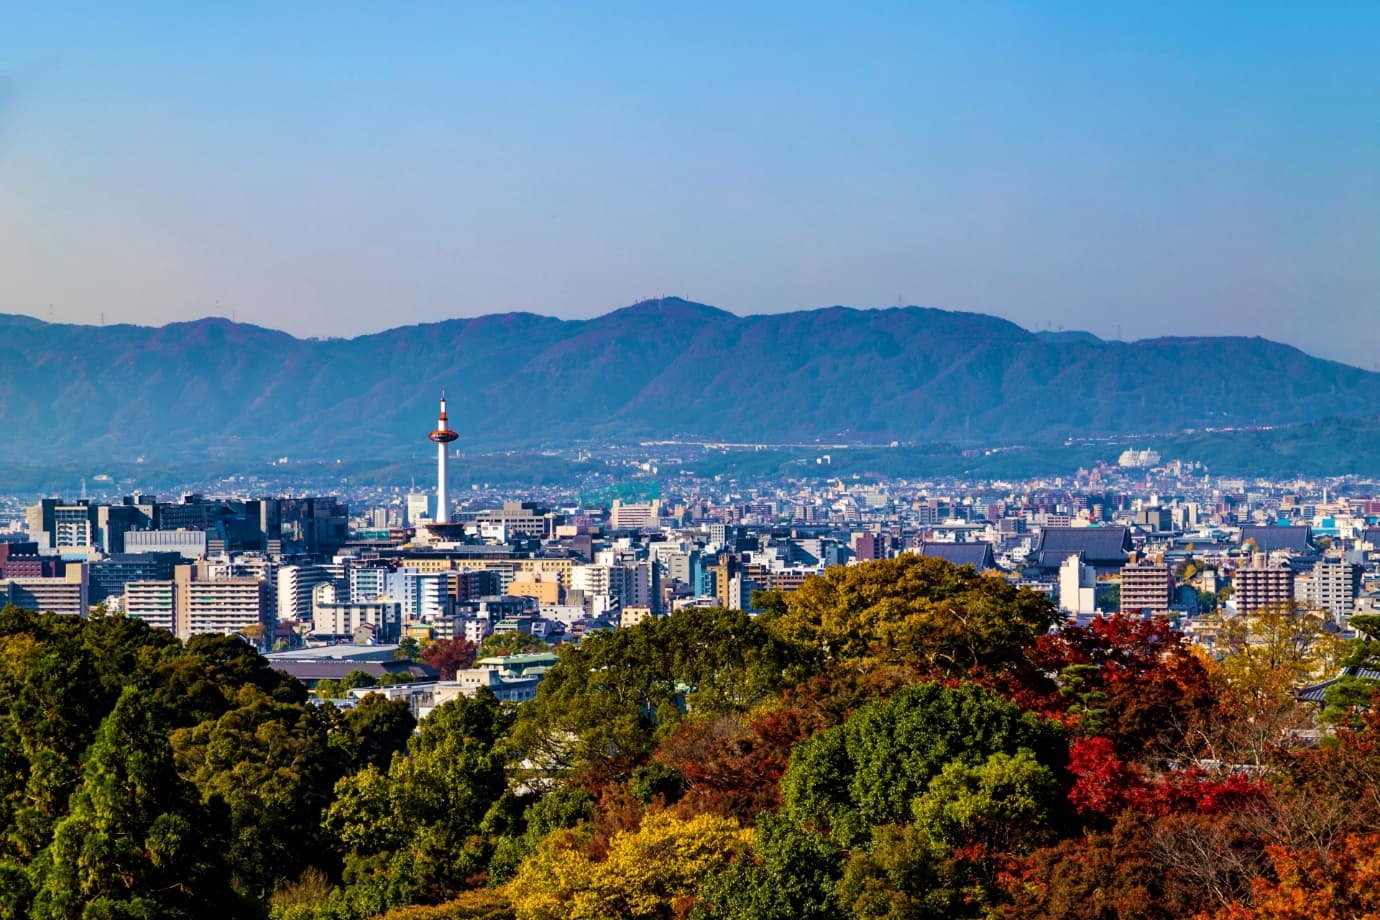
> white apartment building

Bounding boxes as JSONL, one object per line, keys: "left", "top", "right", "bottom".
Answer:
{"left": 384, "top": 568, "right": 451, "bottom": 620}
{"left": 277, "top": 565, "right": 334, "bottom": 623}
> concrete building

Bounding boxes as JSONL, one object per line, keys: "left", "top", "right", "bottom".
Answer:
{"left": 51, "top": 504, "right": 96, "bottom": 554}
{"left": 124, "top": 529, "right": 207, "bottom": 558}
{"left": 349, "top": 565, "right": 389, "bottom": 602}
{"left": 620, "top": 605, "right": 656, "bottom": 628}
{"left": 610, "top": 500, "right": 661, "bottom": 530}
{"left": 1059, "top": 554, "right": 1097, "bottom": 615}
{"left": 87, "top": 552, "right": 183, "bottom": 604}
{"left": 175, "top": 564, "right": 269, "bottom": 640}
{"left": 853, "top": 532, "right": 887, "bottom": 562}
{"left": 1304, "top": 559, "right": 1361, "bottom": 621}
{"left": 1234, "top": 557, "right": 1295, "bottom": 614}
{"left": 476, "top": 501, "right": 553, "bottom": 539}
{"left": 384, "top": 568, "right": 451, "bottom": 620}
{"left": 310, "top": 582, "right": 402, "bottom": 642}
{"left": 123, "top": 580, "right": 176, "bottom": 632}
{"left": 126, "top": 564, "right": 269, "bottom": 640}
{"left": 1119, "top": 559, "right": 1174, "bottom": 616}
{"left": 277, "top": 565, "right": 334, "bottom": 623}
{"left": 3, "top": 564, "right": 88, "bottom": 615}
{"left": 508, "top": 572, "right": 562, "bottom": 605}
{"left": 26, "top": 499, "right": 98, "bottom": 555}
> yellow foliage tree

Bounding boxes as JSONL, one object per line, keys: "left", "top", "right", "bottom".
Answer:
{"left": 1218, "top": 602, "right": 1345, "bottom": 698}
{"left": 771, "top": 554, "right": 1057, "bottom": 673}
{"left": 507, "top": 811, "right": 752, "bottom": 920}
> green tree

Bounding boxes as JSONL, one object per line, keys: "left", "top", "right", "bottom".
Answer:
{"left": 394, "top": 637, "right": 421, "bottom": 661}
{"left": 488, "top": 788, "right": 594, "bottom": 885}
{"left": 781, "top": 681, "right": 1065, "bottom": 847}
{"left": 911, "top": 749, "right": 1058, "bottom": 856}
{"left": 508, "top": 607, "right": 810, "bottom": 787}
{"left": 336, "top": 693, "right": 417, "bottom": 772}
{"left": 835, "top": 824, "right": 967, "bottom": 920}
{"left": 693, "top": 812, "right": 841, "bottom": 920}
{"left": 153, "top": 632, "right": 307, "bottom": 725}
{"left": 30, "top": 688, "right": 241, "bottom": 920}
{"left": 171, "top": 686, "right": 341, "bottom": 900}
{"left": 325, "top": 691, "right": 513, "bottom": 911}
{"left": 1321, "top": 615, "right": 1380, "bottom": 724}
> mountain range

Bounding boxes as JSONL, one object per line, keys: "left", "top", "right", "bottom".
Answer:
{"left": 2, "top": 297, "right": 1378, "bottom": 466}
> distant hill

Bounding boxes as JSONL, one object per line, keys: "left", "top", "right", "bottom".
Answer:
{"left": 2, "top": 297, "right": 1379, "bottom": 465}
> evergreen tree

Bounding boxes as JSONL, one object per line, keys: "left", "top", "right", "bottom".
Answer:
{"left": 30, "top": 688, "right": 242, "bottom": 920}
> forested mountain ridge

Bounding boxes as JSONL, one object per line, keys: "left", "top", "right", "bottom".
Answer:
{"left": 4, "top": 556, "right": 1379, "bottom": 919}
{"left": 1, "top": 298, "right": 1377, "bottom": 463}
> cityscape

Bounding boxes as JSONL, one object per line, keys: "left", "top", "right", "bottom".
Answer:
{"left": 5, "top": 391, "right": 1378, "bottom": 706}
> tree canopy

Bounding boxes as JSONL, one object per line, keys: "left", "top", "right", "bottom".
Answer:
{"left": 1, "top": 553, "right": 1376, "bottom": 920}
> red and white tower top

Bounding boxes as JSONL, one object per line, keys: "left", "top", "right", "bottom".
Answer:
{"left": 429, "top": 393, "right": 458, "bottom": 444}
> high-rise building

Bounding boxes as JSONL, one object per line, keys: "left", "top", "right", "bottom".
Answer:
{"left": 610, "top": 500, "right": 661, "bottom": 530}
{"left": 175, "top": 564, "right": 269, "bottom": 640}
{"left": 124, "top": 580, "right": 176, "bottom": 633}
{"left": 1059, "top": 555, "right": 1097, "bottom": 615}
{"left": 1306, "top": 560, "right": 1361, "bottom": 621}
{"left": 1119, "top": 559, "right": 1173, "bottom": 616}
{"left": 88, "top": 552, "right": 183, "bottom": 604}
{"left": 384, "top": 568, "right": 451, "bottom": 620}
{"left": 1234, "top": 558, "right": 1294, "bottom": 614}
{"left": 277, "top": 565, "right": 335, "bottom": 622}
{"left": 349, "top": 565, "right": 390, "bottom": 602}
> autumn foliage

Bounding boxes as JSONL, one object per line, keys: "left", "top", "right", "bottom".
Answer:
{"left": 4, "top": 556, "right": 1377, "bottom": 920}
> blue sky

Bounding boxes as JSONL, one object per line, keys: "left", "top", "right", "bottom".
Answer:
{"left": 1, "top": 2, "right": 1376, "bottom": 366}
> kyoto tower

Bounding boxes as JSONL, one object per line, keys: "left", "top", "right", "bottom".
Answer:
{"left": 428, "top": 392, "right": 458, "bottom": 524}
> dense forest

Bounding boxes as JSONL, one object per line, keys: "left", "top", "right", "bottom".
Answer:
{"left": 3, "top": 555, "right": 1379, "bottom": 920}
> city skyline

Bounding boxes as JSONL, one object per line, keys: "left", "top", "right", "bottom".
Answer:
{"left": 2, "top": 3, "right": 1376, "bottom": 366}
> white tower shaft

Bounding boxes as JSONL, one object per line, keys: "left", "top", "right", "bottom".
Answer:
{"left": 436, "top": 439, "right": 449, "bottom": 524}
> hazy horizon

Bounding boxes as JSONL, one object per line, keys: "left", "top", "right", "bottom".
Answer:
{"left": 3, "top": 3, "right": 1376, "bottom": 366}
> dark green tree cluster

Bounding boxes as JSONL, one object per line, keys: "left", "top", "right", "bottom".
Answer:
{"left": 0, "top": 605, "right": 415, "bottom": 919}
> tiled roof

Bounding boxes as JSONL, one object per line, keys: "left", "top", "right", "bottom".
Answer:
{"left": 1296, "top": 666, "right": 1380, "bottom": 703}
{"left": 917, "top": 542, "right": 996, "bottom": 570}
{"left": 1034, "top": 526, "right": 1131, "bottom": 568}
{"left": 1239, "top": 525, "right": 1314, "bottom": 554}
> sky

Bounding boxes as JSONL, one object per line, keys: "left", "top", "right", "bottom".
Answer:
{"left": 1, "top": 2, "right": 1377, "bottom": 366}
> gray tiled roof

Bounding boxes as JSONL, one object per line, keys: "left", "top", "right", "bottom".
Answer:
{"left": 1034, "top": 526, "right": 1131, "bottom": 568}
{"left": 1296, "top": 666, "right": 1380, "bottom": 703}
{"left": 1239, "top": 525, "right": 1314, "bottom": 554}
{"left": 917, "top": 542, "right": 996, "bottom": 570}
